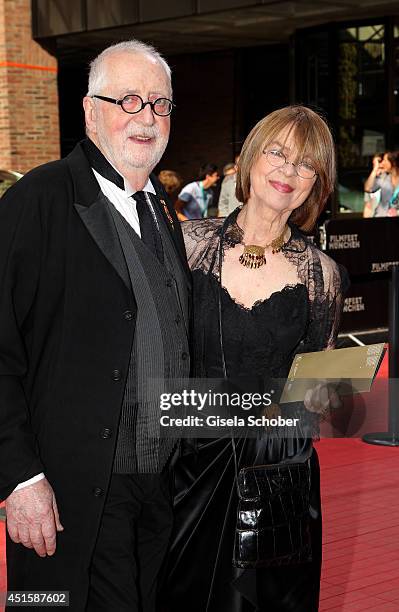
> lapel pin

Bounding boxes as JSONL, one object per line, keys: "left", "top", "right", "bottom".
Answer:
{"left": 161, "top": 199, "right": 174, "bottom": 229}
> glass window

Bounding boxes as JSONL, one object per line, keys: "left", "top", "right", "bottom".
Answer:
{"left": 295, "top": 30, "right": 330, "bottom": 112}
{"left": 338, "top": 25, "right": 385, "bottom": 128}
{"left": 336, "top": 25, "right": 386, "bottom": 213}
{"left": 294, "top": 19, "right": 398, "bottom": 216}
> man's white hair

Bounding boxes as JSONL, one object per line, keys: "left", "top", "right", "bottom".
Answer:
{"left": 87, "top": 39, "right": 172, "bottom": 97}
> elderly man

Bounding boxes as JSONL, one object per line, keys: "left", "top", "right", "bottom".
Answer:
{"left": 0, "top": 40, "right": 190, "bottom": 611}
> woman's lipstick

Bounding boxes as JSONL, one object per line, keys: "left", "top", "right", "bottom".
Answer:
{"left": 269, "top": 180, "right": 294, "bottom": 193}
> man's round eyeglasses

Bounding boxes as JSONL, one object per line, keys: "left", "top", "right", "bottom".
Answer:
{"left": 92, "top": 94, "right": 175, "bottom": 116}
{"left": 263, "top": 149, "right": 317, "bottom": 179}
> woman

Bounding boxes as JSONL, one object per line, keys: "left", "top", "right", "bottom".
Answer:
{"left": 162, "top": 106, "right": 345, "bottom": 612}
{"left": 363, "top": 151, "right": 399, "bottom": 217}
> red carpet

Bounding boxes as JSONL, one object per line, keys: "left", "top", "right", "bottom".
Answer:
{"left": 1, "top": 352, "right": 398, "bottom": 611}
{"left": 319, "top": 346, "right": 390, "bottom": 440}
{"left": 317, "top": 439, "right": 399, "bottom": 611}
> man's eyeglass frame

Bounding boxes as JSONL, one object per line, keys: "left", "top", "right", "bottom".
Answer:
{"left": 92, "top": 94, "right": 175, "bottom": 117}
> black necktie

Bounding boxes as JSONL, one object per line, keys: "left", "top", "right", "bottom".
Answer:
{"left": 81, "top": 140, "right": 164, "bottom": 264}
{"left": 134, "top": 191, "right": 164, "bottom": 264}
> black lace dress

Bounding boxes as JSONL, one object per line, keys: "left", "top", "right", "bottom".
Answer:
{"left": 161, "top": 211, "right": 344, "bottom": 612}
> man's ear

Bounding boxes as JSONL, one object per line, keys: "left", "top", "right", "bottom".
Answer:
{"left": 83, "top": 97, "right": 97, "bottom": 134}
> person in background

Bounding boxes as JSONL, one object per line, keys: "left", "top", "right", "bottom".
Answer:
{"left": 385, "top": 152, "right": 399, "bottom": 216}
{"left": 218, "top": 154, "right": 240, "bottom": 217}
{"left": 158, "top": 169, "right": 186, "bottom": 221}
{"left": 363, "top": 151, "right": 399, "bottom": 217}
{"left": 222, "top": 162, "right": 236, "bottom": 177}
{"left": 176, "top": 163, "right": 219, "bottom": 219}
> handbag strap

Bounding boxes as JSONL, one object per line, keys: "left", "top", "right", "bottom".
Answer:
{"left": 217, "top": 213, "right": 242, "bottom": 497}
{"left": 217, "top": 216, "right": 230, "bottom": 380}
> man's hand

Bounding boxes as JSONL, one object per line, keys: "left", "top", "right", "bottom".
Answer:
{"left": 5, "top": 478, "right": 64, "bottom": 557}
{"left": 304, "top": 382, "right": 342, "bottom": 417}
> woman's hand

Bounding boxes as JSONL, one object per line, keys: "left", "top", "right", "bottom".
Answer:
{"left": 304, "top": 381, "right": 342, "bottom": 417}
{"left": 372, "top": 155, "right": 382, "bottom": 174}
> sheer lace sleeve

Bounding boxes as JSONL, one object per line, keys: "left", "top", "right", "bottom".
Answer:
{"left": 281, "top": 229, "right": 345, "bottom": 352}
{"left": 319, "top": 252, "right": 345, "bottom": 349}
{"left": 181, "top": 218, "right": 223, "bottom": 272}
{"left": 303, "top": 249, "right": 346, "bottom": 352}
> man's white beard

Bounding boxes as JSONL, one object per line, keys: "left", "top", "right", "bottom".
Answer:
{"left": 120, "top": 135, "right": 168, "bottom": 170}
{"left": 96, "top": 124, "right": 169, "bottom": 174}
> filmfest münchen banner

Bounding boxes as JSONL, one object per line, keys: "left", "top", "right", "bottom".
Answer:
{"left": 325, "top": 217, "right": 399, "bottom": 330}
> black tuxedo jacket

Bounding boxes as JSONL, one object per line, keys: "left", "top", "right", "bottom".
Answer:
{"left": 0, "top": 141, "right": 191, "bottom": 605}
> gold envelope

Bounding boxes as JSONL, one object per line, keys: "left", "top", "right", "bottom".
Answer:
{"left": 280, "top": 343, "right": 386, "bottom": 404}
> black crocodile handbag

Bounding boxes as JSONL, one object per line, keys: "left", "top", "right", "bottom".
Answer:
{"left": 233, "top": 460, "right": 312, "bottom": 568}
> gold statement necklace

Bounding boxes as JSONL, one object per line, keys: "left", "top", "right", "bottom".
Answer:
{"left": 238, "top": 226, "right": 287, "bottom": 269}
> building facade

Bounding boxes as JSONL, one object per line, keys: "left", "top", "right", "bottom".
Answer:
{"left": 0, "top": 0, "right": 59, "bottom": 173}
{"left": 1, "top": 0, "right": 398, "bottom": 218}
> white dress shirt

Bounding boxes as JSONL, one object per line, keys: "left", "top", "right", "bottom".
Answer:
{"left": 93, "top": 168, "right": 156, "bottom": 237}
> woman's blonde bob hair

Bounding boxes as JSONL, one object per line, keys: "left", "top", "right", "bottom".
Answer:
{"left": 236, "top": 105, "right": 336, "bottom": 231}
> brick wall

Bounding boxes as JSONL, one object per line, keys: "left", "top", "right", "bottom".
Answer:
{"left": 0, "top": 0, "right": 60, "bottom": 173}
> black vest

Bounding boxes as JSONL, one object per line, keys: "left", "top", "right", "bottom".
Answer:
{"left": 110, "top": 203, "right": 190, "bottom": 473}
